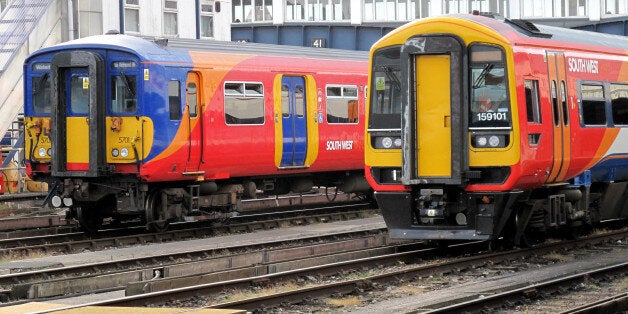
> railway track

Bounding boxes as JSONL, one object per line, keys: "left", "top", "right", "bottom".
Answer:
{"left": 19, "top": 229, "right": 625, "bottom": 312}
{"left": 1, "top": 225, "right": 395, "bottom": 303}
{"left": 0, "top": 189, "right": 359, "bottom": 238}
{"left": 0, "top": 202, "right": 375, "bottom": 257}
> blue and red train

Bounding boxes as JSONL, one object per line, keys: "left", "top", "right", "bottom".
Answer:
{"left": 366, "top": 14, "right": 628, "bottom": 245}
{"left": 23, "top": 34, "right": 369, "bottom": 231}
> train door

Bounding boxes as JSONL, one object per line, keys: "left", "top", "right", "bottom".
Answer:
{"left": 400, "top": 36, "right": 464, "bottom": 185}
{"left": 546, "top": 51, "right": 571, "bottom": 183}
{"left": 184, "top": 71, "right": 203, "bottom": 174}
{"left": 279, "top": 76, "right": 308, "bottom": 167}
{"left": 50, "top": 51, "right": 105, "bottom": 177}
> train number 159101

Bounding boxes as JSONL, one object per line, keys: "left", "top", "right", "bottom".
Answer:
{"left": 476, "top": 112, "right": 507, "bottom": 121}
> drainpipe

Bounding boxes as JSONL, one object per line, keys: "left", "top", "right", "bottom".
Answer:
{"left": 67, "top": 0, "right": 75, "bottom": 40}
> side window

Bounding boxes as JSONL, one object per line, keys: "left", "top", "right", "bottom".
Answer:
{"left": 524, "top": 80, "right": 541, "bottom": 123}
{"left": 581, "top": 83, "right": 606, "bottom": 126}
{"left": 169, "top": 80, "right": 181, "bottom": 120}
{"left": 326, "top": 85, "right": 359, "bottom": 124}
{"left": 611, "top": 83, "right": 628, "bottom": 125}
{"left": 224, "top": 82, "right": 264, "bottom": 125}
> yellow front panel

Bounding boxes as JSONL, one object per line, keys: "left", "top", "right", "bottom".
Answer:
{"left": 106, "top": 116, "right": 154, "bottom": 162}
{"left": 66, "top": 117, "right": 90, "bottom": 163}
{"left": 416, "top": 54, "right": 451, "bottom": 177}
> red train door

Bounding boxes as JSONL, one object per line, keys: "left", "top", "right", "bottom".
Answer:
{"left": 184, "top": 72, "right": 203, "bottom": 174}
{"left": 546, "top": 52, "right": 571, "bottom": 183}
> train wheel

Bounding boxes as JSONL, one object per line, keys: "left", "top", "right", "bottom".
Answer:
{"left": 75, "top": 203, "right": 103, "bottom": 233}
{"left": 145, "top": 190, "right": 170, "bottom": 232}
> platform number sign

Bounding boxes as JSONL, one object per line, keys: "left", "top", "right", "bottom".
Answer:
{"left": 311, "top": 38, "right": 326, "bottom": 48}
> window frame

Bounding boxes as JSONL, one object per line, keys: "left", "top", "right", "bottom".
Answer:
{"left": 610, "top": 82, "right": 628, "bottom": 126}
{"left": 325, "top": 84, "right": 359, "bottom": 124}
{"left": 223, "top": 81, "right": 265, "bottom": 125}
{"left": 124, "top": 0, "right": 140, "bottom": 33}
{"left": 579, "top": 81, "right": 607, "bottom": 127}
{"left": 524, "top": 79, "right": 541, "bottom": 124}
{"left": 163, "top": 0, "right": 179, "bottom": 36}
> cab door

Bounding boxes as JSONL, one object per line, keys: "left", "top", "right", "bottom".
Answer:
{"left": 184, "top": 71, "right": 203, "bottom": 174}
{"left": 546, "top": 51, "right": 571, "bottom": 183}
{"left": 280, "top": 76, "right": 308, "bottom": 167}
{"left": 50, "top": 50, "right": 105, "bottom": 177}
{"left": 65, "top": 68, "right": 91, "bottom": 172}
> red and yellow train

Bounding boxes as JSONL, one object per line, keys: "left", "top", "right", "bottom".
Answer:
{"left": 23, "top": 35, "right": 369, "bottom": 231}
{"left": 366, "top": 14, "right": 628, "bottom": 245}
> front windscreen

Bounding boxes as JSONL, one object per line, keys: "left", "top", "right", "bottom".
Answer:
{"left": 469, "top": 44, "right": 511, "bottom": 129}
{"left": 369, "top": 46, "right": 402, "bottom": 130}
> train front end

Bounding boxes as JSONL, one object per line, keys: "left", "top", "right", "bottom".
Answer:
{"left": 24, "top": 36, "right": 156, "bottom": 231}
{"left": 365, "top": 15, "right": 522, "bottom": 241}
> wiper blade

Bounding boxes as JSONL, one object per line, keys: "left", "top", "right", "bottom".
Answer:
{"left": 384, "top": 66, "right": 401, "bottom": 91}
{"left": 33, "top": 73, "right": 49, "bottom": 94}
{"left": 472, "top": 63, "right": 494, "bottom": 89}
{"left": 120, "top": 72, "right": 136, "bottom": 97}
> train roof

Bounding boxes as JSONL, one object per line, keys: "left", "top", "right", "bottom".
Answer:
{"left": 458, "top": 14, "right": 628, "bottom": 51}
{"left": 26, "top": 33, "right": 368, "bottom": 64}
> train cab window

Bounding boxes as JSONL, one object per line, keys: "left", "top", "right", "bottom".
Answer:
{"left": 111, "top": 73, "right": 137, "bottom": 113}
{"left": 70, "top": 76, "right": 89, "bottom": 114}
{"left": 524, "top": 80, "right": 541, "bottom": 123}
{"left": 168, "top": 81, "right": 181, "bottom": 120}
{"left": 224, "top": 82, "right": 264, "bottom": 124}
{"left": 32, "top": 74, "right": 51, "bottom": 114}
{"left": 326, "top": 85, "right": 359, "bottom": 124}
{"left": 580, "top": 84, "right": 606, "bottom": 126}
{"left": 611, "top": 83, "right": 628, "bottom": 125}
{"left": 469, "top": 44, "right": 510, "bottom": 129}
{"left": 370, "top": 46, "right": 401, "bottom": 130}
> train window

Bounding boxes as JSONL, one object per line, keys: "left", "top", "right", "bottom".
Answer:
{"left": 295, "top": 85, "right": 304, "bottom": 117}
{"left": 524, "top": 80, "right": 541, "bottom": 123}
{"left": 111, "top": 73, "right": 137, "bottom": 113}
{"left": 70, "top": 76, "right": 89, "bottom": 114}
{"left": 561, "top": 81, "right": 568, "bottom": 125}
{"left": 551, "top": 81, "right": 559, "bottom": 126}
{"left": 169, "top": 81, "right": 181, "bottom": 120}
{"left": 580, "top": 84, "right": 606, "bottom": 126}
{"left": 281, "top": 84, "right": 290, "bottom": 117}
{"left": 187, "top": 82, "right": 198, "bottom": 118}
{"left": 224, "top": 82, "right": 264, "bottom": 124}
{"left": 370, "top": 46, "right": 401, "bottom": 130}
{"left": 611, "top": 83, "right": 628, "bottom": 125}
{"left": 469, "top": 44, "right": 510, "bottom": 129}
{"left": 326, "top": 85, "right": 358, "bottom": 124}
{"left": 32, "top": 74, "right": 51, "bottom": 114}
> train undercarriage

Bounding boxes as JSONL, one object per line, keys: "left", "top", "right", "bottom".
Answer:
{"left": 377, "top": 181, "right": 628, "bottom": 247}
{"left": 48, "top": 172, "right": 371, "bottom": 232}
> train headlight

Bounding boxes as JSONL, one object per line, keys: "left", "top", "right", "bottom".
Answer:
{"left": 37, "top": 147, "right": 46, "bottom": 157}
{"left": 382, "top": 137, "right": 393, "bottom": 148}
{"left": 489, "top": 135, "right": 500, "bottom": 147}
{"left": 476, "top": 136, "right": 488, "bottom": 147}
{"left": 372, "top": 135, "right": 402, "bottom": 149}
{"left": 51, "top": 195, "right": 62, "bottom": 208}
{"left": 120, "top": 148, "right": 129, "bottom": 158}
{"left": 47, "top": 148, "right": 52, "bottom": 156}
{"left": 62, "top": 197, "right": 73, "bottom": 207}
{"left": 111, "top": 148, "right": 119, "bottom": 157}
{"left": 472, "top": 133, "right": 509, "bottom": 148}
